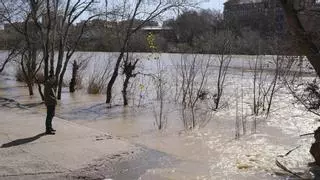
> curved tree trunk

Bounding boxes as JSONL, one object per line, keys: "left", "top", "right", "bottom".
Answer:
{"left": 106, "top": 50, "right": 125, "bottom": 103}
{"left": 37, "top": 83, "right": 44, "bottom": 101}
{"left": 280, "top": 0, "right": 320, "bottom": 165}
{"left": 122, "top": 75, "right": 130, "bottom": 106}
{"left": 280, "top": 0, "right": 320, "bottom": 76}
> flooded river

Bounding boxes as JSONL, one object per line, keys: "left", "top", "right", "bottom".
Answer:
{"left": 0, "top": 52, "right": 318, "bottom": 179}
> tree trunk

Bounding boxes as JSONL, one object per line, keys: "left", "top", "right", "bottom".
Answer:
{"left": 57, "top": 55, "right": 70, "bottom": 99}
{"left": 57, "top": 78, "right": 63, "bottom": 99}
{"left": 310, "top": 127, "right": 320, "bottom": 165}
{"left": 69, "top": 60, "right": 79, "bottom": 93}
{"left": 37, "top": 83, "right": 44, "bottom": 101}
{"left": 49, "top": 50, "right": 54, "bottom": 76}
{"left": 106, "top": 50, "right": 125, "bottom": 104}
{"left": 122, "top": 75, "right": 130, "bottom": 106}
{"left": 280, "top": 0, "right": 320, "bottom": 166}
{"left": 27, "top": 82, "right": 34, "bottom": 96}
{"left": 44, "top": 53, "right": 49, "bottom": 80}
{"left": 55, "top": 40, "right": 65, "bottom": 85}
{"left": 280, "top": 0, "right": 320, "bottom": 77}
{"left": 266, "top": 57, "right": 279, "bottom": 116}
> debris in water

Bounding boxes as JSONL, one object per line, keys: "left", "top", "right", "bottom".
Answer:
{"left": 237, "top": 163, "right": 253, "bottom": 170}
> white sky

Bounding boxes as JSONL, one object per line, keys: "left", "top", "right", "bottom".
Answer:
{"left": 79, "top": 0, "right": 229, "bottom": 23}
{"left": 199, "top": 0, "right": 227, "bottom": 11}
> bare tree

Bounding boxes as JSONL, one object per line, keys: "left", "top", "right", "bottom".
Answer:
{"left": 19, "top": 48, "right": 43, "bottom": 96}
{"left": 1, "top": 0, "right": 99, "bottom": 99}
{"left": 0, "top": 49, "right": 18, "bottom": 73}
{"left": 250, "top": 41, "right": 298, "bottom": 118}
{"left": 0, "top": 3, "right": 43, "bottom": 96}
{"left": 212, "top": 30, "right": 233, "bottom": 110}
{"left": 178, "top": 54, "right": 212, "bottom": 129}
{"left": 121, "top": 52, "right": 140, "bottom": 106}
{"left": 52, "top": 0, "right": 98, "bottom": 99}
{"left": 251, "top": 55, "right": 265, "bottom": 116}
{"left": 69, "top": 55, "right": 90, "bottom": 92}
{"left": 152, "top": 54, "right": 168, "bottom": 130}
{"left": 105, "top": 0, "right": 195, "bottom": 104}
{"left": 87, "top": 57, "right": 113, "bottom": 94}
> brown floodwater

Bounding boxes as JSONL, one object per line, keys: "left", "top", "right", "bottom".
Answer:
{"left": 0, "top": 52, "right": 318, "bottom": 179}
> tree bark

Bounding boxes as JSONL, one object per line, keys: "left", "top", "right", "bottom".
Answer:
{"left": 279, "top": 0, "right": 320, "bottom": 77}
{"left": 280, "top": 0, "right": 320, "bottom": 166}
{"left": 69, "top": 60, "right": 79, "bottom": 93}
{"left": 122, "top": 75, "right": 130, "bottom": 106}
{"left": 27, "top": 82, "right": 34, "bottom": 96}
{"left": 57, "top": 54, "right": 71, "bottom": 99}
{"left": 37, "top": 83, "right": 44, "bottom": 101}
{"left": 310, "top": 127, "right": 320, "bottom": 165}
{"left": 106, "top": 50, "right": 125, "bottom": 103}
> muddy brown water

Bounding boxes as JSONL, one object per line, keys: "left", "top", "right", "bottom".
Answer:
{"left": 0, "top": 77, "right": 308, "bottom": 180}
{"left": 0, "top": 52, "right": 318, "bottom": 179}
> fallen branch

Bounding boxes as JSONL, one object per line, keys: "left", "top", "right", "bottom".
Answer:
{"left": 277, "top": 145, "right": 302, "bottom": 157}
{"left": 275, "top": 145, "right": 307, "bottom": 179}
{"left": 275, "top": 159, "right": 305, "bottom": 179}
{"left": 300, "top": 132, "right": 315, "bottom": 137}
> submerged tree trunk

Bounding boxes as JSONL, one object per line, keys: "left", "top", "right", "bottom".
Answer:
{"left": 20, "top": 56, "right": 34, "bottom": 96}
{"left": 106, "top": 50, "right": 125, "bottom": 104}
{"left": 57, "top": 54, "right": 71, "bottom": 99}
{"left": 69, "top": 60, "right": 79, "bottom": 93}
{"left": 122, "top": 75, "right": 130, "bottom": 106}
{"left": 27, "top": 82, "right": 34, "bottom": 96}
{"left": 121, "top": 57, "right": 139, "bottom": 106}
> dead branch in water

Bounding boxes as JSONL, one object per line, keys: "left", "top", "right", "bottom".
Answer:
{"left": 275, "top": 159, "right": 306, "bottom": 179}
{"left": 300, "top": 132, "right": 315, "bottom": 137}
{"left": 275, "top": 145, "right": 307, "bottom": 179}
{"left": 277, "top": 145, "right": 302, "bottom": 157}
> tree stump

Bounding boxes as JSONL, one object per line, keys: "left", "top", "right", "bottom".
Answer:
{"left": 310, "top": 127, "right": 320, "bottom": 166}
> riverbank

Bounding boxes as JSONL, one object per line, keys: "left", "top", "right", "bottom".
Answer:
{"left": 0, "top": 96, "right": 145, "bottom": 179}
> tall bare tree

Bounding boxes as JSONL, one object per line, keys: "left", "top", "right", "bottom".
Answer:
{"left": 105, "top": 0, "right": 195, "bottom": 104}
{"left": 177, "top": 54, "right": 212, "bottom": 129}
{"left": 213, "top": 30, "right": 233, "bottom": 110}
{"left": 1, "top": 0, "right": 99, "bottom": 99}
{"left": 1, "top": 1, "right": 43, "bottom": 95}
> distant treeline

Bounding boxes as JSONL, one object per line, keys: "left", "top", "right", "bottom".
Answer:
{"left": 0, "top": 9, "right": 299, "bottom": 55}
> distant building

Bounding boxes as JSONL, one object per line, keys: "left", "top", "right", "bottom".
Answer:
{"left": 224, "top": 0, "right": 319, "bottom": 36}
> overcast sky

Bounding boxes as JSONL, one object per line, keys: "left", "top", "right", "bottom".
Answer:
{"left": 199, "top": 0, "right": 227, "bottom": 11}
